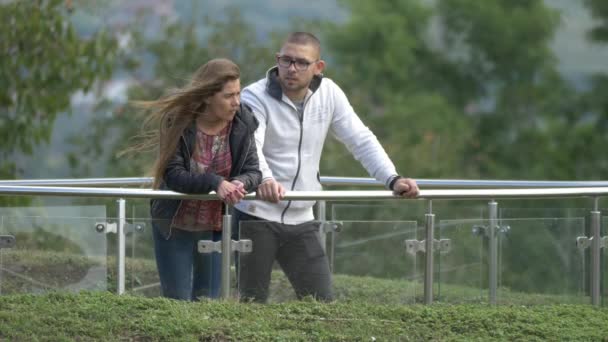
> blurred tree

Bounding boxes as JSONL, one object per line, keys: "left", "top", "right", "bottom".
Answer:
{"left": 66, "top": 7, "right": 278, "bottom": 183}
{"left": 320, "top": 0, "right": 475, "bottom": 181}
{"left": 315, "top": 1, "right": 590, "bottom": 291}
{"left": 0, "top": 0, "right": 116, "bottom": 206}
{"left": 0, "top": 0, "right": 116, "bottom": 179}
{"left": 436, "top": 0, "right": 574, "bottom": 180}
{"left": 585, "top": 0, "right": 608, "bottom": 42}
{"left": 433, "top": 0, "right": 605, "bottom": 295}
{"left": 575, "top": 0, "right": 608, "bottom": 179}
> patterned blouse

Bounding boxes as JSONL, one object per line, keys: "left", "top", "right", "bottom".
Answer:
{"left": 171, "top": 122, "right": 232, "bottom": 231}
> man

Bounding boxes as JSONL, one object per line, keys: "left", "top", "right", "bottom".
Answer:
{"left": 233, "top": 32, "right": 419, "bottom": 303}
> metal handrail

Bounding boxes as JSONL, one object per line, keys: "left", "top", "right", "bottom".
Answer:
{"left": 321, "top": 177, "right": 608, "bottom": 188}
{"left": 2, "top": 185, "right": 608, "bottom": 200}
{"left": 0, "top": 177, "right": 152, "bottom": 187}
{"left": 0, "top": 184, "right": 604, "bottom": 306}
{"left": 2, "top": 176, "right": 608, "bottom": 189}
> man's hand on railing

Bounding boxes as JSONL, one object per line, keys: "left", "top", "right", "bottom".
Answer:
{"left": 393, "top": 178, "right": 419, "bottom": 198}
{"left": 256, "top": 178, "right": 286, "bottom": 203}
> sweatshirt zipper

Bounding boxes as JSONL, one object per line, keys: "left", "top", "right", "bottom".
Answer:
{"left": 280, "top": 96, "right": 312, "bottom": 224}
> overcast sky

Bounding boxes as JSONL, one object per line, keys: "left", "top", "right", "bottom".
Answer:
{"left": 547, "top": 0, "right": 608, "bottom": 78}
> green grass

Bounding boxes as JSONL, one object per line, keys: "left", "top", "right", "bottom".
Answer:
{"left": 0, "top": 249, "right": 599, "bottom": 306}
{"left": 0, "top": 291, "right": 607, "bottom": 341}
{"left": 1, "top": 249, "right": 607, "bottom": 340}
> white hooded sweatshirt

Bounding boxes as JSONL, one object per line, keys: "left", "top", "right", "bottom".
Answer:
{"left": 235, "top": 67, "right": 399, "bottom": 224}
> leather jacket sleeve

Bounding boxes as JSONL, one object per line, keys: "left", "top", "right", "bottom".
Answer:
{"left": 230, "top": 133, "right": 262, "bottom": 193}
{"left": 163, "top": 137, "right": 224, "bottom": 194}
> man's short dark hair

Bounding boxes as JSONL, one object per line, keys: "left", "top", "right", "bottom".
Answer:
{"left": 284, "top": 32, "right": 321, "bottom": 56}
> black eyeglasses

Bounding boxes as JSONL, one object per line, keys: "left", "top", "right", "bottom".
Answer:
{"left": 276, "top": 55, "right": 317, "bottom": 71}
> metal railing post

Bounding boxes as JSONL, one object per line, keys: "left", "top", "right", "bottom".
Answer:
{"left": 117, "top": 198, "right": 126, "bottom": 295}
{"left": 315, "top": 200, "right": 336, "bottom": 272}
{"left": 220, "top": 205, "right": 232, "bottom": 299}
{"left": 488, "top": 200, "right": 498, "bottom": 305}
{"left": 590, "top": 197, "right": 601, "bottom": 306}
{"left": 316, "top": 200, "right": 327, "bottom": 252}
{"left": 424, "top": 201, "right": 435, "bottom": 305}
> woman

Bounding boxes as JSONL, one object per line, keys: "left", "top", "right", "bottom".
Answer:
{"left": 140, "top": 58, "right": 261, "bottom": 300}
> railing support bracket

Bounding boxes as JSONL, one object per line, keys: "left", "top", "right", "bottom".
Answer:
{"left": 404, "top": 239, "right": 451, "bottom": 256}
{"left": 198, "top": 239, "right": 253, "bottom": 254}
{"left": 94, "top": 221, "right": 145, "bottom": 234}
{"left": 0, "top": 235, "right": 15, "bottom": 249}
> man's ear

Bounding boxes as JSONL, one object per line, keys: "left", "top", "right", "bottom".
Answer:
{"left": 315, "top": 59, "right": 326, "bottom": 75}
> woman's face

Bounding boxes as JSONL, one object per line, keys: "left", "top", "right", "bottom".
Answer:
{"left": 205, "top": 79, "right": 241, "bottom": 123}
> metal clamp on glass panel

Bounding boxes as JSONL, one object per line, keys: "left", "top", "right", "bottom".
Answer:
{"left": 198, "top": 239, "right": 253, "bottom": 254}
{"left": 94, "top": 221, "right": 146, "bottom": 234}
{"left": 472, "top": 224, "right": 510, "bottom": 237}
{"left": 320, "top": 221, "right": 343, "bottom": 234}
{"left": 576, "top": 236, "right": 591, "bottom": 251}
{"left": 128, "top": 222, "right": 146, "bottom": 233}
{"left": 576, "top": 236, "right": 608, "bottom": 251}
{"left": 0, "top": 235, "right": 16, "bottom": 249}
{"left": 404, "top": 239, "right": 451, "bottom": 256}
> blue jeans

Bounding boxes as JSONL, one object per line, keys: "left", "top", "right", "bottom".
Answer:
{"left": 152, "top": 224, "right": 222, "bottom": 300}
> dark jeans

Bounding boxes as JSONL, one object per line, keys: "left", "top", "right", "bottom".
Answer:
{"left": 152, "top": 223, "right": 222, "bottom": 300}
{"left": 233, "top": 209, "right": 333, "bottom": 303}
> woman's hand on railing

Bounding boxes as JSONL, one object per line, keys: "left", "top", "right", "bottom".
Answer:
{"left": 217, "top": 180, "right": 247, "bottom": 205}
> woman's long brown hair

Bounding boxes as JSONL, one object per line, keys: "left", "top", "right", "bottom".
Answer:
{"left": 130, "top": 58, "right": 240, "bottom": 189}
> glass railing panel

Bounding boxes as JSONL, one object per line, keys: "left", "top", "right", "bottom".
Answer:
{"left": 330, "top": 221, "right": 420, "bottom": 304}
{"left": 438, "top": 217, "right": 588, "bottom": 305}
{"left": 0, "top": 205, "right": 107, "bottom": 295}
{"left": 237, "top": 220, "right": 418, "bottom": 304}
{"left": 497, "top": 217, "right": 587, "bottom": 304}
{"left": 126, "top": 201, "right": 159, "bottom": 297}
{"left": 499, "top": 205, "right": 590, "bottom": 219}
{"left": 602, "top": 216, "right": 608, "bottom": 307}
{"left": 125, "top": 217, "right": 233, "bottom": 300}
{"left": 437, "top": 219, "right": 485, "bottom": 303}
{"left": 329, "top": 201, "right": 485, "bottom": 222}
{"left": 123, "top": 217, "right": 159, "bottom": 298}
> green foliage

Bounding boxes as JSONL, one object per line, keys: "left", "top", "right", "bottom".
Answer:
{"left": 321, "top": 0, "right": 476, "bottom": 179}
{"left": 436, "top": 0, "right": 570, "bottom": 179}
{"left": 439, "top": 0, "right": 560, "bottom": 81}
{"left": 0, "top": 291, "right": 607, "bottom": 341}
{"left": 585, "top": 0, "right": 608, "bottom": 42}
{"left": 67, "top": 7, "right": 279, "bottom": 179}
{"left": 0, "top": 0, "right": 117, "bottom": 180}
{"left": 58, "top": 1, "right": 608, "bottom": 183}
{"left": 578, "top": 1, "right": 608, "bottom": 179}
{"left": 3, "top": 1, "right": 608, "bottom": 184}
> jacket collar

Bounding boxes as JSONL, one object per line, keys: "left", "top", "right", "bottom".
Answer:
{"left": 265, "top": 66, "right": 323, "bottom": 102}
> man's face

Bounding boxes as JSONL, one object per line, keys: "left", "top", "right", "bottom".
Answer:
{"left": 276, "top": 43, "right": 323, "bottom": 97}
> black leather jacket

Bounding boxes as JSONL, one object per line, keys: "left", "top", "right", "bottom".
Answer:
{"left": 151, "top": 104, "right": 261, "bottom": 238}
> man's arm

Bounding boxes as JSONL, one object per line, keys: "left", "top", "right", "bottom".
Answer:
{"left": 328, "top": 80, "right": 419, "bottom": 197}
{"left": 241, "top": 87, "right": 286, "bottom": 203}
{"left": 241, "top": 88, "right": 273, "bottom": 181}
